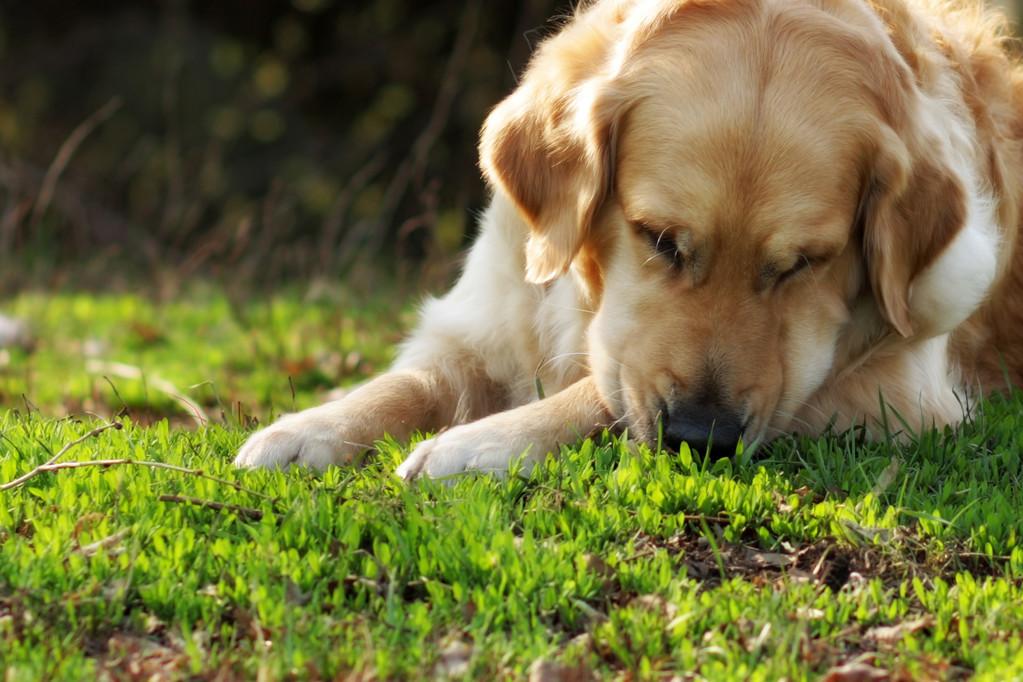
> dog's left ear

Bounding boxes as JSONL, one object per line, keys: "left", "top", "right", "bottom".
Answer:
{"left": 857, "top": 21, "right": 1004, "bottom": 340}
{"left": 861, "top": 128, "right": 968, "bottom": 338}
{"left": 479, "top": 6, "right": 626, "bottom": 284}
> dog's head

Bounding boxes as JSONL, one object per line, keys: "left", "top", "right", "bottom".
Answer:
{"left": 480, "top": 0, "right": 998, "bottom": 452}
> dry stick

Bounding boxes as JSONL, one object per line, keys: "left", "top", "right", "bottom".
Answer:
{"left": 319, "top": 150, "right": 387, "bottom": 272}
{"left": 0, "top": 159, "right": 136, "bottom": 245}
{"left": 158, "top": 495, "right": 263, "bottom": 521}
{"left": 0, "top": 422, "right": 273, "bottom": 503}
{"left": 0, "top": 421, "right": 123, "bottom": 492}
{"left": 10, "top": 458, "right": 275, "bottom": 502}
{"left": 339, "top": 1, "right": 480, "bottom": 270}
{"left": 30, "top": 96, "right": 123, "bottom": 228}
{"left": 0, "top": 198, "right": 31, "bottom": 253}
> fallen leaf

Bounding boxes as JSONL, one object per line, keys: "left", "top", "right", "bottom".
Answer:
{"left": 746, "top": 548, "right": 793, "bottom": 569}
{"left": 823, "top": 659, "right": 890, "bottom": 682}
{"left": 72, "top": 513, "right": 106, "bottom": 540}
{"left": 129, "top": 321, "right": 165, "bottom": 345}
{"left": 101, "top": 633, "right": 186, "bottom": 680}
{"left": 865, "top": 616, "right": 934, "bottom": 644}
{"left": 144, "top": 613, "right": 166, "bottom": 635}
{"left": 280, "top": 356, "right": 317, "bottom": 376}
{"left": 434, "top": 639, "right": 473, "bottom": 678}
{"left": 583, "top": 552, "right": 613, "bottom": 578}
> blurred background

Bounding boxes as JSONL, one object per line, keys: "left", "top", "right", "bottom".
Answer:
{"left": 0, "top": 0, "right": 574, "bottom": 295}
{"left": 3, "top": 0, "right": 1022, "bottom": 294}
{"left": 0, "top": 0, "right": 1019, "bottom": 424}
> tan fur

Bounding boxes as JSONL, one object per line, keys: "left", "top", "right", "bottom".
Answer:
{"left": 237, "top": 0, "right": 1023, "bottom": 476}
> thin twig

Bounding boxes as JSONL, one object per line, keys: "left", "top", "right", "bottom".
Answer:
{"left": 158, "top": 495, "right": 263, "bottom": 520}
{"left": 339, "top": 1, "right": 480, "bottom": 270}
{"left": 955, "top": 551, "right": 1013, "bottom": 561}
{"left": 0, "top": 159, "right": 138, "bottom": 246}
{"left": 31, "top": 96, "right": 123, "bottom": 227}
{"left": 14, "top": 457, "right": 275, "bottom": 502}
{"left": 683, "top": 514, "right": 732, "bottom": 524}
{"left": 0, "top": 420, "right": 123, "bottom": 492}
{"left": 319, "top": 150, "right": 387, "bottom": 272}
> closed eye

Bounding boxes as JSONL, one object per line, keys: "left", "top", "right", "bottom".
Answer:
{"left": 776, "top": 255, "right": 816, "bottom": 286}
{"left": 642, "top": 227, "right": 684, "bottom": 270}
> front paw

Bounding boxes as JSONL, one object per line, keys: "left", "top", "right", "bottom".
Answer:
{"left": 234, "top": 412, "right": 358, "bottom": 471}
{"left": 395, "top": 423, "right": 534, "bottom": 481}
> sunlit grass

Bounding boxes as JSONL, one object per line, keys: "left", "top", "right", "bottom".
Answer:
{"left": 0, "top": 288, "right": 411, "bottom": 423}
{"left": 2, "top": 289, "right": 1023, "bottom": 679}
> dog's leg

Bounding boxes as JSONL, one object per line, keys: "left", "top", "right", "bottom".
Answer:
{"left": 236, "top": 194, "right": 587, "bottom": 471}
{"left": 234, "top": 368, "right": 471, "bottom": 470}
{"left": 790, "top": 336, "right": 964, "bottom": 438}
{"left": 395, "top": 376, "right": 612, "bottom": 480}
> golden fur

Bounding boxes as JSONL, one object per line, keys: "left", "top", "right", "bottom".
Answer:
{"left": 236, "top": 0, "right": 1023, "bottom": 476}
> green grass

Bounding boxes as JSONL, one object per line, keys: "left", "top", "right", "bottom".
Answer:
{"left": 2, "top": 289, "right": 1023, "bottom": 679}
{"left": 0, "top": 287, "right": 408, "bottom": 423}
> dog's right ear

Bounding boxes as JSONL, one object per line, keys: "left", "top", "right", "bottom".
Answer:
{"left": 479, "top": 6, "right": 627, "bottom": 284}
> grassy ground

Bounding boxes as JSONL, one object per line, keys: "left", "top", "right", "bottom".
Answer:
{"left": 2, "top": 289, "right": 1023, "bottom": 680}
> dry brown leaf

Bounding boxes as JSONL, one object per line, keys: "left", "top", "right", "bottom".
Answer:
{"left": 583, "top": 552, "right": 613, "bottom": 578}
{"left": 101, "top": 633, "right": 186, "bottom": 681}
{"left": 280, "top": 356, "right": 317, "bottom": 376}
{"left": 823, "top": 659, "right": 890, "bottom": 682}
{"left": 129, "top": 322, "right": 165, "bottom": 345}
{"left": 746, "top": 548, "right": 794, "bottom": 569}
{"left": 582, "top": 553, "right": 615, "bottom": 589}
{"left": 865, "top": 616, "right": 934, "bottom": 644}
{"left": 72, "top": 512, "right": 106, "bottom": 540}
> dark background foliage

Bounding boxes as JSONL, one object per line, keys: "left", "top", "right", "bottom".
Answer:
{"left": 0, "top": 0, "right": 570, "bottom": 290}
{"left": 3, "top": 1, "right": 1021, "bottom": 293}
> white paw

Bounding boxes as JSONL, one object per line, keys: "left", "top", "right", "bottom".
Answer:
{"left": 234, "top": 409, "right": 359, "bottom": 471}
{"left": 395, "top": 422, "right": 535, "bottom": 481}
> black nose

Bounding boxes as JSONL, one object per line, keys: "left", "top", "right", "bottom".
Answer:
{"left": 661, "top": 402, "right": 744, "bottom": 457}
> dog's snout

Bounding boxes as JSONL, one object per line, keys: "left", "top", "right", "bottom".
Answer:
{"left": 661, "top": 401, "right": 744, "bottom": 457}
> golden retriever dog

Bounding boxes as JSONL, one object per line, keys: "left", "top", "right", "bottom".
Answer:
{"left": 236, "top": 0, "right": 1023, "bottom": 478}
